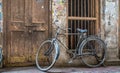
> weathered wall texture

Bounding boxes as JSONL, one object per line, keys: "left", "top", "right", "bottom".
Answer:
{"left": 0, "top": 0, "right": 2, "bottom": 48}
{"left": 101, "top": 0, "right": 119, "bottom": 61}
{"left": 52, "top": 0, "right": 120, "bottom": 66}
{"left": 0, "top": 0, "right": 2, "bottom": 32}
{"left": 52, "top": 0, "right": 70, "bottom": 66}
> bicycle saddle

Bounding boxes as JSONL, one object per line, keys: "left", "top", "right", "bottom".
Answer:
{"left": 77, "top": 28, "right": 87, "bottom": 33}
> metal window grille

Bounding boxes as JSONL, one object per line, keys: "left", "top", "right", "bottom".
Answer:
{"left": 67, "top": 0, "right": 100, "bottom": 49}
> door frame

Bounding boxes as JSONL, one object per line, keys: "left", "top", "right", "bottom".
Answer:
{"left": 2, "top": 0, "right": 52, "bottom": 66}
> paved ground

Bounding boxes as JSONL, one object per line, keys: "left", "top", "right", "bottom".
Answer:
{"left": 0, "top": 66, "right": 120, "bottom": 73}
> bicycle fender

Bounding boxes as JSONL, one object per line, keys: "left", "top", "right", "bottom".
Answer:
{"left": 0, "top": 48, "right": 2, "bottom": 62}
{"left": 54, "top": 41, "right": 60, "bottom": 60}
{"left": 78, "top": 39, "right": 87, "bottom": 55}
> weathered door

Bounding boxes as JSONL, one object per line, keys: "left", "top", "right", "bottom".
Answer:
{"left": 4, "top": 0, "right": 50, "bottom": 66}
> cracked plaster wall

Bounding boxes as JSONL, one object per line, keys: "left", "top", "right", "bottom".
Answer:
{"left": 101, "top": 0, "right": 119, "bottom": 61}
{"left": 52, "top": 0, "right": 71, "bottom": 66}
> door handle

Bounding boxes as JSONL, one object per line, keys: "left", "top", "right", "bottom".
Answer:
{"left": 25, "top": 25, "right": 36, "bottom": 34}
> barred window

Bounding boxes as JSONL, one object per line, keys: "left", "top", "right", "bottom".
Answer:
{"left": 67, "top": 0, "right": 100, "bottom": 49}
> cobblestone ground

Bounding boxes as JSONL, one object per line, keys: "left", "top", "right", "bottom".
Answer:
{"left": 0, "top": 66, "right": 120, "bottom": 73}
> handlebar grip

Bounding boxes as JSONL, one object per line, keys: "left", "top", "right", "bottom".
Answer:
{"left": 77, "top": 28, "right": 87, "bottom": 33}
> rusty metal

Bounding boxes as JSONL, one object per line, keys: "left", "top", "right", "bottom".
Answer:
{"left": 68, "top": 0, "right": 100, "bottom": 49}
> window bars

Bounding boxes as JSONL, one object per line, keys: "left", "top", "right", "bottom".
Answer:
{"left": 67, "top": 0, "right": 100, "bottom": 49}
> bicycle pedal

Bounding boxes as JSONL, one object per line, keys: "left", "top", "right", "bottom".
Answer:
{"left": 68, "top": 60, "right": 73, "bottom": 64}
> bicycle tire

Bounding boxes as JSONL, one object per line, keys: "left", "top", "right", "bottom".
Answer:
{"left": 36, "top": 40, "right": 58, "bottom": 71}
{"left": 0, "top": 48, "right": 2, "bottom": 62}
{"left": 80, "top": 36, "right": 106, "bottom": 67}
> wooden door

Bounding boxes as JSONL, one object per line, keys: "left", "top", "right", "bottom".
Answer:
{"left": 4, "top": 0, "right": 50, "bottom": 66}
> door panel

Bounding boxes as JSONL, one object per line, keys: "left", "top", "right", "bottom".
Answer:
{"left": 32, "top": 0, "right": 46, "bottom": 23}
{"left": 11, "top": 0, "right": 25, "bottom": 22}
{"left": 6, "top": 0, "right": 50, "bottom": 66}
{"left": 7, "top": 0, "right": 26, "bottom": 64}
{"left": 9, "top": 31, "right": 27, "bottom": 63}
{"left": 30, "top": 0, "right": 49, "bottom": 62}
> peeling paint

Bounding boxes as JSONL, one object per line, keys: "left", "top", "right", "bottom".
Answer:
{"left": 101, "top": 0, "right": 119, "bottom": 61}
{"left": 52, "top": 0, "right": 69, "bottom": 66}
{"left": 52, "top": 0, "right": 66, "bottom": 26}
{"left": 0, "top": 2, "right": 2, "bottom": 32}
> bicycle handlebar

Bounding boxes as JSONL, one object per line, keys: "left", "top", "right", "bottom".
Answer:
{"left": 76, "top": 28, "right": 87, "bottom": 33}
{"left": 59, "top": 27, "right": 71, "bottom": 31}
{"left": 54, "top": 24, "right": 71, "bottom": 31}
{"left": 54, "top": 23, "right": 87, "bottom": 33}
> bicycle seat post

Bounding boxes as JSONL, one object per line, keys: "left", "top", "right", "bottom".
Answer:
{"left": 54, "top": 26, "right": 60, "bottom": 40}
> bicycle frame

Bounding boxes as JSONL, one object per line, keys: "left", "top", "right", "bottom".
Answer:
{"left": 36, "top": 27, "right": 106, "bottom": 71}
{"left": 51, "top": 26, "right": 86, "bottom": 56}
{"left": 36, "top": 25, "right": 106, "bottom": 71}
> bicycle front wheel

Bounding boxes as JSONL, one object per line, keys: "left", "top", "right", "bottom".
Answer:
{"left": 0, "top": 48, "right": 2, "bottom": 62}
{"left": 36, "top": 40, "right": 57, "bottom": 71}
{"left": 80, "top": 36, "right": 106, "bottom": 67}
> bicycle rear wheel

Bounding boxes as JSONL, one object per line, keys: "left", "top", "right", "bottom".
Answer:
{"left": 36, "top": 40, "right": 57, "bottom": 71}
{"left": 80, "top": 36, "right": 106, "bottom": 67}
